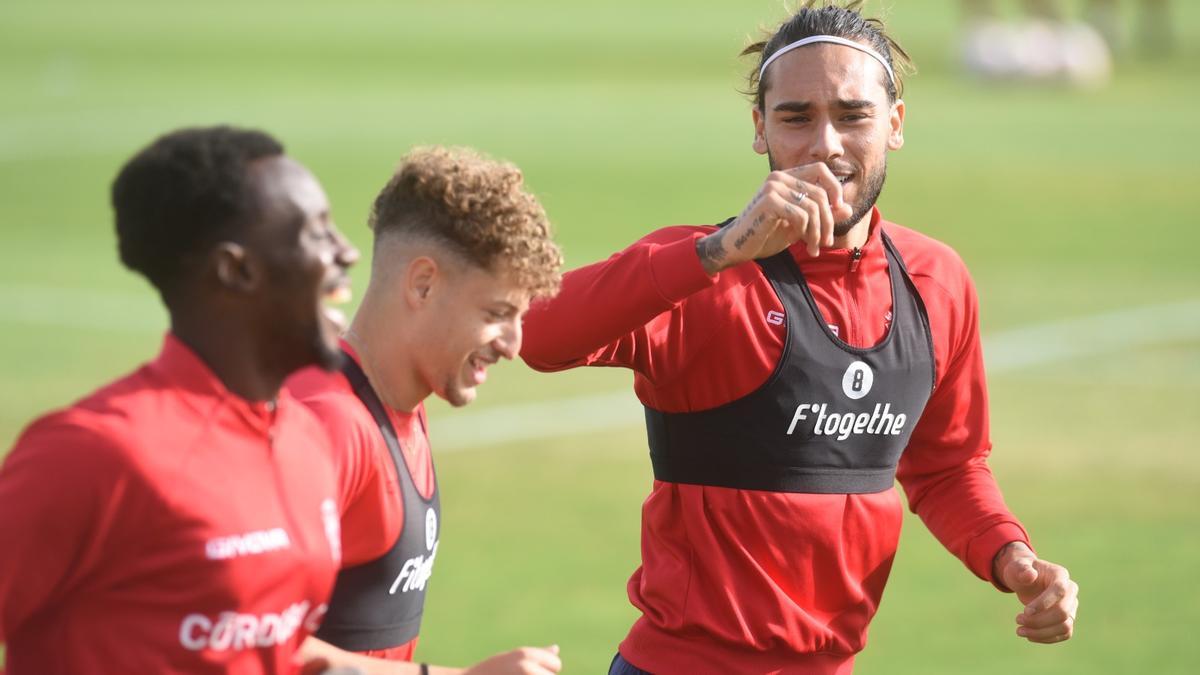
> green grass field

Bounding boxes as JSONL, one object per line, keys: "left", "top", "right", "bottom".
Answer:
{"left": 2, "top": 0, "right": 1198, "bottom": 672}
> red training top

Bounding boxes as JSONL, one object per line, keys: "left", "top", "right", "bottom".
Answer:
{"left": 287, "top": 341, "right": 435, "bottom": 661}
{"left": 521, "top": 209, "right": 1032, "bottom": 675}
{"left": 0, "top": 334, "right": 342, "bottom": 675}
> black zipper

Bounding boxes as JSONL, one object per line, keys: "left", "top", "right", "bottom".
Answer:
{"left": 848, "top": 247, "right": 863, "bottom": 272}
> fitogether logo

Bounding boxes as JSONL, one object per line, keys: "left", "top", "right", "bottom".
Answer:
{"left": 841, "top": 361, "right": 874, "bottom": 400}
{"left": 389, "top": 507, "right": 439, "bottom": 595}
{"left": 785, "top": 360, "right": 908, "bottom": 440}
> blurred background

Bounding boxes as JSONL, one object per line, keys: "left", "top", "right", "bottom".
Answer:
{"left": 1, "top": 0, "right": 1197, "bottom": 672}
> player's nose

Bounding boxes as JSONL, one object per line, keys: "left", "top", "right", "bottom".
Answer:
{"left": 333, "top": 228, "right": 360, "bottom": 269}
{"left": 809, "top": 120, "right": 844, "bottom": 162}
{"left": 495, "top": 318, "right": 522, "bottom": 360}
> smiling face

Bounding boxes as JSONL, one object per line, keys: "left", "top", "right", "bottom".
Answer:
{"left": 350, "top": 145, "right": 561, "bottom": 411}
{"left": 361, "top": 243, "right": 532, "bottom": 411}
{"left": 752, "top": 42, "right": 905, "bottom": 236}
{"left": 247, "top": 156, "right": 358, "bottom": 372}
{"left": 414, "top": 261, "right": 530, "bottom": 407}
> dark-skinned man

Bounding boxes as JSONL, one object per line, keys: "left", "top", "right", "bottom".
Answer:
{"left": 0, "top": 126, "right": 358, "bottom": 674}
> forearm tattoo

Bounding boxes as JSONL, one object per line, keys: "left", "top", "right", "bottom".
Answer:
{"left": 701, "top": 187, "right": 772, "bottom": 273}
{"left": 697, "top": 228, "right": 728, "bottom": 274}
{"left": 732, "top": 212, "right": 765, "bottom": 251}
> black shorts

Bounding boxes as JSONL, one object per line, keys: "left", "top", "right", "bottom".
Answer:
{"left": 609, "top": 652, "right": 653, "bottom": 675}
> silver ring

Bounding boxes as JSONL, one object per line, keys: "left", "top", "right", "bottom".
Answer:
{"left": 792, "top": 190, "right": 807, "bottom": 204}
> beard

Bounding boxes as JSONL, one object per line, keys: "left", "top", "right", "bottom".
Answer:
{"left": 767, "top": 151, "right": 888, "bottom": 236}
{"left": 265, "top": 299, "right": 345, "bottom": 374}
{"left": 311, "top": 327, "right": 346, "bottom": 371}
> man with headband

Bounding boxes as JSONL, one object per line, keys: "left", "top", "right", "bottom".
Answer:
{"left": 520, "top": 3, "right": 1078, "bottom": 673}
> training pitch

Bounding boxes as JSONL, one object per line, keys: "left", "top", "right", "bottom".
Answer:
{"left": 1, "top": 1, "right": 1198, "bottom": 672}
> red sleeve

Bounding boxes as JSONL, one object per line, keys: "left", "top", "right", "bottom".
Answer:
{"left": 0, "top": 416, "right": 147, "bottom": 639}
{"left": 896, "top": 265, "right": 1033, "bottom": 588}
{"left": 294, "top": 387, "right": 406, "bottom": 567}
{"left": 520, "top": 226, "right": 718, "bottom": 375}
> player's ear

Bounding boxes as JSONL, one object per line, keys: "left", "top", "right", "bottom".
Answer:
{"left": 887, "top": 99, "right": 905, "bottom": 151}
{"left": 752, "top": 106, "right": 768, "bottom": 155}
{"left": 405, "top": 256, "right": 438, "bottom": 308}
{"left": 212, "top": 241, "right": 258, "bottom": 293}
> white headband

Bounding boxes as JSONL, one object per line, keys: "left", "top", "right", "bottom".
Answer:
{"left": 758, "top": 35, "right": 896, "bottom": 88}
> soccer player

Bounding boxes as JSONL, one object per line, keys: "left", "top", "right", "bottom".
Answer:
{"left": 519, "top": 4, "right": 1080, "bottom": 674}
{"left": 289, "top": 147, "right": 564, "bottom": 675}
{"left": 0, "top": 126, "right": 359, "bottom": 673}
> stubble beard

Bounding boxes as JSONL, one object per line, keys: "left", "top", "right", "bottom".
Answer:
{"left": 767, "top": 151, "right": 888, "bottom": 236}
{"left": 313, "top": 330, "right": 346, "bottom": 372}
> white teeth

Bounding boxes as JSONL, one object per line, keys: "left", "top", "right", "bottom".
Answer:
{"left": 322, "top": 305, "right": 347, "bottom": 330}
{"left": 325, "top": 286, "right": 352, "bottom": 305}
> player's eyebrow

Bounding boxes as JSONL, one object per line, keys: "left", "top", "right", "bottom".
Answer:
{"left": 773, "top": 101, "right": 811, "bottom": 113}
{"left": 835, "top": 99, "right": 875, "bottom": 110}
{"left": 772, "top": 99, "right": 876, "bottom": 113}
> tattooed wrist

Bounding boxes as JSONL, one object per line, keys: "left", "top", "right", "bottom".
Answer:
{"left": 697, "top": 229, "right": 728, "bottom": 276}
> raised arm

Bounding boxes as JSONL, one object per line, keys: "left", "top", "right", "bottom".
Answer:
{"left": 521, "top": 163, "right": 850, "bottom": 374}
{"left": 519, "top": 226, "right": 718, "bottom": 373}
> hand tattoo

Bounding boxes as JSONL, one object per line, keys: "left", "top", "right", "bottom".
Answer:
{"left": 733, "top": 213, "right": 764, "bottom": 250}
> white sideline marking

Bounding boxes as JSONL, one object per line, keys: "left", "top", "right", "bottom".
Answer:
{"left": 435, "top": 299, "right": 1200, "bottom": 450}
{"left": 434, "top": 391, "right": 644, "bottom": 452}
{"left": 0, "top": 283, "right": 164, "bottom": 333}
{"left": 981, "top": 300, "right": 1200, "bottom": 371}
{"left": 0, "top": 284, "right": 1196, "bottom": 450}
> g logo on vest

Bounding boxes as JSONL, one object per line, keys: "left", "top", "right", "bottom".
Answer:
{"left": 425, "top": 507, "right": 438, "bottom": 551}
{"left": 842, "top": 361, "right": 874, "bottom": 400}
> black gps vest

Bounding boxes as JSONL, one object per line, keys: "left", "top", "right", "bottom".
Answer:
{"left": 645, "top": 227, "right": 936, "bottom": 494}
{"left": 314, "top": 353, "right": 441, "bottom": 651}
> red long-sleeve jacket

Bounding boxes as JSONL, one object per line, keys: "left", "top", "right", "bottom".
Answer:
{"left": 520, "top": 209, "right": 1031, "bottom": 674}
{"left": 0, "top": 335, "right": 341, "bottom": 675}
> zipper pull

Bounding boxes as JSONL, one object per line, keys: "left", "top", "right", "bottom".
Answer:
{"left": 849, "top": 247, "right": 863, "bottom": 273}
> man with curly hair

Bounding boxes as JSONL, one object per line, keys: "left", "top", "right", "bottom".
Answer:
{"left": 289, "top": 147, "right": 564, "bottom": 675}
{"left": 520, "top": 2, "right": 1078, "bottom": 673}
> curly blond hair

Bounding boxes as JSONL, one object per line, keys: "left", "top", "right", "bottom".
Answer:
{"left": 369, "top": 146, "right": 562, "bottom": 298}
